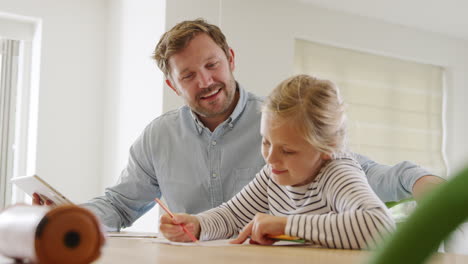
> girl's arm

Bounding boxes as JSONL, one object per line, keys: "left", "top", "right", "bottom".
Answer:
{"left": 195, "top": 167, "right": 271, "bottom": 241}
{"left": 286, "top": 160, "right": 396, "bottom": 249}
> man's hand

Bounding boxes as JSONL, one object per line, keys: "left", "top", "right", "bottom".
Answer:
{"left": 32, "top": 193, "right": 55, "bottom": 206}
{"left": 230, "top": 213, "right": 287, "bottom": 245}
{"left": 412, "top": 175, "right": 446, "bottom": 202}
{"left": 159, "top": 213, "right": 200, "bottom": 242}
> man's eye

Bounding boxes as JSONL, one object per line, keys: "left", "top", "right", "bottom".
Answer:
{"left": 182, "top": 73, "right": 194, "bottom": 80}
{"left": 207, "top": 62, "right": 218, "bottom": 68}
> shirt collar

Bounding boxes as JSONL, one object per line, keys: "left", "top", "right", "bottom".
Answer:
{"left": 229, "top": 82, "right": 248, "bottom": 125}
{"left": 190, "top": 111, "right": 204, "bottom": 134}
{"left": 190, "top": 82, "right": 248, "bottom": 134}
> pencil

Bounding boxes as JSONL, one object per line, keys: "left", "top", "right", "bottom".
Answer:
{"left": 155, "top": 198, "right": 199, "bottom": 243}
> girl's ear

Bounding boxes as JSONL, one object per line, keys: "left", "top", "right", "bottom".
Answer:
{"left": 321, "top": 153, "right": 332, "bottom": 161}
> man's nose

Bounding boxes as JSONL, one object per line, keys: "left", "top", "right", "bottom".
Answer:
{"left": 198, "top": 70, "right": 214, "bottom": 88}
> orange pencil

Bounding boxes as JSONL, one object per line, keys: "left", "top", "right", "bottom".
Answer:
{"left": 155, "top": 198, "right": 199, "bottom": 243}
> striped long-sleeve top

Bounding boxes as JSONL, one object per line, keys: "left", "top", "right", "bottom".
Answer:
{"left": 196, "top": 154, "right": 396, "bottom": 249}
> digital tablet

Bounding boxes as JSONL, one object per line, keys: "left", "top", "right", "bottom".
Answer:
{"left": 11, "top": 175, "right": 73, "bottom": 205}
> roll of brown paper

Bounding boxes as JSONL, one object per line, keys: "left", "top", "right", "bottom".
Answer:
{"left": 0, "top": 204, "right": 105, "bottom": 264}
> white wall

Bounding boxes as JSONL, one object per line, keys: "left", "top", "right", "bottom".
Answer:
{"left": 0, "top": 0, "right": 107, "bottom": 202}
{"left": 102, "top": 0, "right": 164, "bottom": 191}
{"left": 164, "top": 0, "right": 468, "bottom": 175}
{"left": 102, "top": 0, "right": 165, "bottom": 232}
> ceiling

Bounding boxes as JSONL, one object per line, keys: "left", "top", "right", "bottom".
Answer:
{"left": 298, "top": 0, "right": 468, "bottom": 41}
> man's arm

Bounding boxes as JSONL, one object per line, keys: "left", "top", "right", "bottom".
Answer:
{"left": 82, "top": 128, "right": 161, "bottom": 231}
{"left": 354, "top": 153, "right": 446, "bottom": 202}
{"left": 412, "top": 175, "right": 446, "bottom": 202}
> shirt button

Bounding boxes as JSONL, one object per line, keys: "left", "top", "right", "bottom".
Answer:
{"left": 229, "top": 123, "right": 233, "bottom": 128}
{"left": 212, "top": 173, "right": 217, "bottom": 178}
{"left": 212, "top": 141, "right": 217, "bottom": 146}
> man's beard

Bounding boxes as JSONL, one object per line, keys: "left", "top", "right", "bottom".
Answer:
{"left": 193, "top": 78, "right": 236, "bottom": 118}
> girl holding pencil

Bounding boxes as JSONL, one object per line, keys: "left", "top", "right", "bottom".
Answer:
{"left": 159, "top": 74, "right": 395, "bottom": 249}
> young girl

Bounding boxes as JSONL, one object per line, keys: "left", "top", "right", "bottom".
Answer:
{"left": 160, "top": 74, "right": 395, "bottom": 249}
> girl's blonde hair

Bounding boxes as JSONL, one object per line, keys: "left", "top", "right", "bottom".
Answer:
{"left": 262, "top": 74, "right": 346, "bottom": 157}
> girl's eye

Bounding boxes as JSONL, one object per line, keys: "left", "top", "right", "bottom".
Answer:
{"left": 282, "top": 149, "right": 295, "bottom": 155}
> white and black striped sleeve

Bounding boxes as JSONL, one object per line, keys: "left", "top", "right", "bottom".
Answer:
{"left": 195, "top": 167, "right": 271, "bottom": 241}
{"left": 285, "top": 162, "right": 396, "bottom": 249}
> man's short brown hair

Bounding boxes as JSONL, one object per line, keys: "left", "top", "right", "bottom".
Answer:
{"left": 153, "top": 19, "right": 230, "bottom": 78}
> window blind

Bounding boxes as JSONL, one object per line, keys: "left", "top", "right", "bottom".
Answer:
{"left": 294, "top": 39, "right": 446, "bottom": 177}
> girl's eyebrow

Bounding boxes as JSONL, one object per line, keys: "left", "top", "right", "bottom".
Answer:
{"left": 274, "top": 141, "right": 295, "bottom": 148}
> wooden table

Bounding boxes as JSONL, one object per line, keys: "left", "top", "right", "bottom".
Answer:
{"left": 1, "top": 237, "right": 468, "bottom": 263}
{"left": 95, "top": 237, "right": 468, "bottom": 264}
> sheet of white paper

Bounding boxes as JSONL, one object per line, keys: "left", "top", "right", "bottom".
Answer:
{"left": 107, "top": 231, "right": 159, "bottom": 238}
{"left": 148, "top": 238, "right": 236, "bottom": 246}
{"left": 146, "top": 237, "right": 309, "bottom": 247}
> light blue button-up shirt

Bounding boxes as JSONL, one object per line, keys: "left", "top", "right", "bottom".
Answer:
{"left": 83, "top": 83, "right": 432, "bottom": 230}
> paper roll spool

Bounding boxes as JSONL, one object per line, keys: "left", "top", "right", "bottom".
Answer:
{"left": 0, "top": 205, "right": 105, "bottom": 264}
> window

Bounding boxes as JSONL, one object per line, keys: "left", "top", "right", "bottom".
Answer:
{"left": 0, "top": 39, "right": 20, "bottom": 208}
{"left": 294, "top": 39, "right": 447, "bottom": 178}
{"left": 0, "top": 13, "right": 41, "bottom": 209}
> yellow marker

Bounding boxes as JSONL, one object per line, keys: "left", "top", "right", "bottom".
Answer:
{"left": 268, "top": 234, "right": 305, "bottom": 243}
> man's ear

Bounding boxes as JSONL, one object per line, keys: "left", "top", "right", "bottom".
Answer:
{"left": 166, "top": 79, "right": 180, "bottom": 96}
{"left": 228, "top": 48, "right": 235, "bottom": 72}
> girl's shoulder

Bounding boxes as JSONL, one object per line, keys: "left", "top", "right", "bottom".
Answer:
{"left": 317, "top": 152, "right": 365, "bottom": 184}
{"left": 327, "top": 152, "right": 363, "bottom": 171}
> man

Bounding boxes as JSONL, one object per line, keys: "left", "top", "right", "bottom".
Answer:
{"left": 35, "top": 19, "right": 444, "bottom": 231}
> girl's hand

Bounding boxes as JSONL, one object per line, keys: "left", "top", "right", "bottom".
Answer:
{"left": 159, "top": 213, "right": 200, "bottom": 242}
{"left": 230, "top": 213, "right": 287, "bottom": 245}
